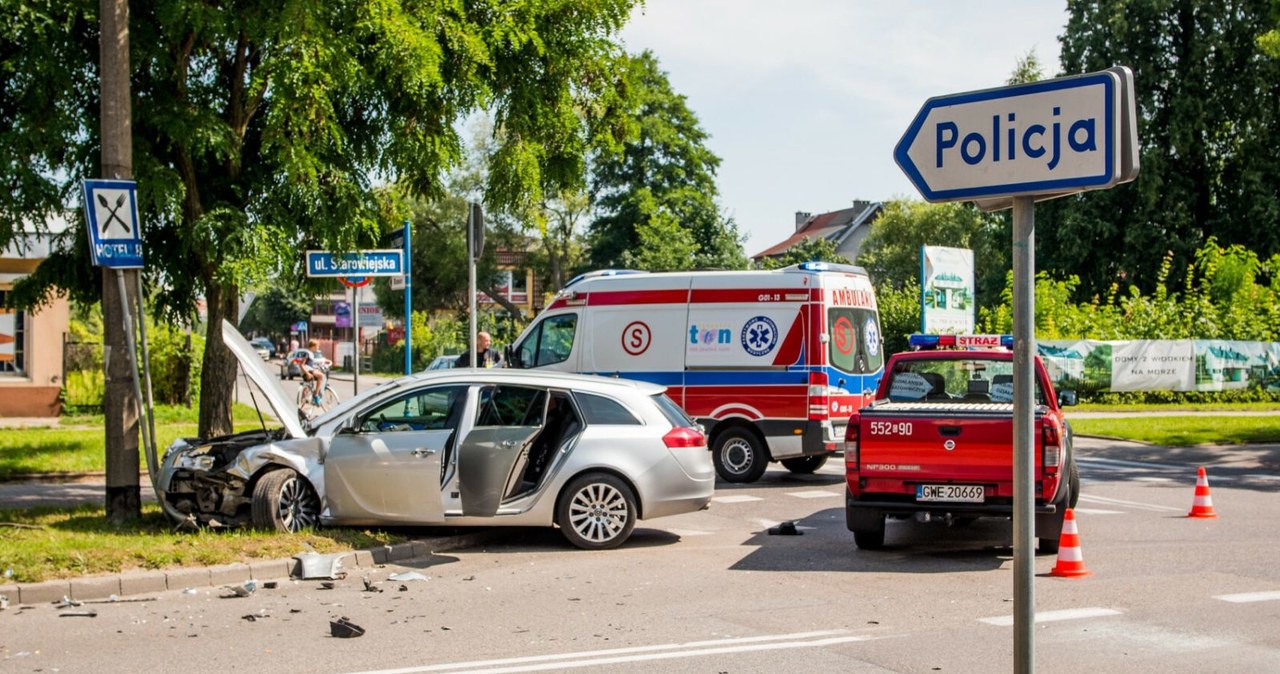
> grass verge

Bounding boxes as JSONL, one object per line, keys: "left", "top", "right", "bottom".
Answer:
{"left": 1070, "top": 415, "right": 1280, "bottom": 445}
{"left": 0, "top": 504, "right": 409, "bottom": 584}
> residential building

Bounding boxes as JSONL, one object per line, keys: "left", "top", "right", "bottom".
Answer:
{"left": 752, "top": 200, "right": 883, "bottom": 265}
{"left": 0, "top": 233, "right": 70, "bottom": 417}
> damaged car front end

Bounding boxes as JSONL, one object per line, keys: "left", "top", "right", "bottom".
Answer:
{"left": 159, "top": 428, "right": 326, "bottom": 530}
{"left": 156, "top": 321, "right": 329, "bottom": 532}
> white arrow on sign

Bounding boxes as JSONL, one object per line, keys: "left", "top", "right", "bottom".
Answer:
{"left": 895, "top": 68, "right": 1137, "bottom": 204}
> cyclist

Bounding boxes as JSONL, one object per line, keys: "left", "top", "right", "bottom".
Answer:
{"left": 300, "top": 339, "right": 328, "bottom": 406}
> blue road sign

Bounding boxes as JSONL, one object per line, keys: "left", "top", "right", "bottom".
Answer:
{"left": 894, "top": 69, "right": 1135, "bottom": 203}
{"left": 306, "top": 250, "right": 404, "bottom": 277}
{"left": 82, "top": 179, "right": 144, "bottom": 268}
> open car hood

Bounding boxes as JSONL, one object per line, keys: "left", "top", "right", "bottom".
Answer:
{"left": 222, "top": 320, "right": 306, "bottom": 439}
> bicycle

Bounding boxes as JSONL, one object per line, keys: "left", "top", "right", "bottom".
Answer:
{"left": 296, "top": 369, "right": 340, "bottom": 418}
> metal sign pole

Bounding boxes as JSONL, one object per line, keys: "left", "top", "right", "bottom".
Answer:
{"left": 132, "top": 271, "right": 158, "bottom": 490}
{"left": 1012, "top": 195, "right": 1036, "bottom": 673}
{"left": 352, "top": 284, "right": 360, "bottom": 395}
{"left": 114, "top": 269, "right": 154, "bottom": 490}
{"left": 403, "top": 220, "right": 412, "bottom": 375}
{"left": 467, "top": 204, "right": 477, "bottom": 368}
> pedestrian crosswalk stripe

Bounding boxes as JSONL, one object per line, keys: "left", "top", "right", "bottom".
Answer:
{"left": 712, "top": 495, "right": 764, "bottom": 504}
{"left": 787, "top": 490, "right": 839, "bottom": 499}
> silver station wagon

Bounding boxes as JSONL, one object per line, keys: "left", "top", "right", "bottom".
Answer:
{"left": 156, "top": 322, "right": 715, "bottom": 549}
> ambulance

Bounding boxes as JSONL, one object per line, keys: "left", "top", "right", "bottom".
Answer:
{"left": 505, "top": 262, "right": 884, "bottom": 483}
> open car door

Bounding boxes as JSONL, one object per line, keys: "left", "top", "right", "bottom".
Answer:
{"left": 459, "top": 385, "right": 547, "bottom": 516}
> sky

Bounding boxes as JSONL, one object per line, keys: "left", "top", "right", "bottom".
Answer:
{"left": 618, "top": 1, "right": 1069, "bottom": 256}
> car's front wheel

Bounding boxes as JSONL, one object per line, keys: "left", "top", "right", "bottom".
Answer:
{"left": 712, "top": 427, "right": 769, "bottom": 483}
{"left": 557, "top": 473, "right": 637, "bottom": 550}
{"left": 252, "top": 468, "right": 321, "bottom": 532}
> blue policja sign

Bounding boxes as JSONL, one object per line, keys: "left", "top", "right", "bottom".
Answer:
{"left": 306, "top": 250, "right": 404, "bottom": 277}
{"left": 82, "top": 179, "right": 144, "bottom": 268}
{"left": 894, "top": 68, "right": 1137, "bottom": 203}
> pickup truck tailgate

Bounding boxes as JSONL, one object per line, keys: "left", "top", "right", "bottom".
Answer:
{"left": 858, "top": 401, "right": 1043, "bottom": 482}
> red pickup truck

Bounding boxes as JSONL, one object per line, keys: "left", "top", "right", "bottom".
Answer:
{"left": 844, "top": 336, "right": 1078, "bottom": 552}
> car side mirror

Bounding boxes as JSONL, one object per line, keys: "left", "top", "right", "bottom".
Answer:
{"left": 1058, "top": 390, "right": 1078, "bottom": 407}
{"left": 337, "top": 419, "right": 362, "bottom": 435}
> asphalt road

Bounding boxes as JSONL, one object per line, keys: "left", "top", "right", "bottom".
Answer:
{"left": 3, "top": 437, "right": 1278, "bottom": 673}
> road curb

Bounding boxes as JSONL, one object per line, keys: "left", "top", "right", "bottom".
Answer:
{"left": 0, "top": 530, "right": 497, "bottom": 608}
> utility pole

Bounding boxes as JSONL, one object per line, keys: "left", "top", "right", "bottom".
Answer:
{"left": 99, "top": 0, "right": 140, "bottom": 522}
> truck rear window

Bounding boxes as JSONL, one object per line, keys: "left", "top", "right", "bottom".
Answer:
{"left": 887, "top": 359, "right": 1045, "bottom": 404}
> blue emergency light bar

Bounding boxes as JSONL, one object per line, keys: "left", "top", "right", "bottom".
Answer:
{"left": 909, "top": 334, "right": 1014, "bottom": 350}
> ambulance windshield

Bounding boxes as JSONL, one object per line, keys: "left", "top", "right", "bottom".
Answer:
{"left": 827, "top": 308, "right": 883, "bottom": 374}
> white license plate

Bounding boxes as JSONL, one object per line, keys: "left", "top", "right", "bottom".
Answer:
{"left": 916, "top": 484, "right": 984, "bottom": 503}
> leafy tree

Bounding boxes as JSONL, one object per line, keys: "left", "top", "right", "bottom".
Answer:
{"left": 855, "top": 199, "right": 1008, "bottom": 309}
{"left": 3, "top": 0, "right": 637, "bottom": 436}
{"left": 239, "top": 283, "right": 310, "bottom": 340}
{"left": 1038, "top": 0, "right": 1280, "bottom": 300}
{"left": 588, "top": 51, "right": 746, "bottom": 271}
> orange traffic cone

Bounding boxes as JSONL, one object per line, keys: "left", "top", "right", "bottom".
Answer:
{"left": 1187, "top": 466, "right": 1219, "bottom": 519}
{"left": 1049, "top": 508, "right": 1091, "bottom": 578}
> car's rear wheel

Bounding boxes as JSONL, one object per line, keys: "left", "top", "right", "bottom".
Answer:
{"left": 557, "top": 473, "right": 637, "bottom": 550}
{"left": 713, "top": 427, "right": 768, "bottom": 483}
{"left": 252, "top": 468, "right": 321, "bottom": 532}
{"left": 780, "top": 455, "right": 828, "bottom": 474}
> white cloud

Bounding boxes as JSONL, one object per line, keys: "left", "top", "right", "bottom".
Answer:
{"left": 621, "top": 1, "right": 1068, "bottom": 255}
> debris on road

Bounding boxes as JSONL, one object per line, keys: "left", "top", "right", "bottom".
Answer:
{"left": 768, "top": 521, "right": 803, "bottom": 535}
{"left": 293, "top": 551, "right": 346, "bottom": 580}
{"left": 388, "top": 571, "right": 429, "bottom": 582}
{"left": 221, "top": 580, "right": 257, "bottom": 598}
{"left": 329, "top": 616, "right": 366, "bottom": 638}
{"left": 362, "top": 577, "right": 383, "bottom": 593}
{"left": 58, "top": 610, "right": 98, "bottom": 618}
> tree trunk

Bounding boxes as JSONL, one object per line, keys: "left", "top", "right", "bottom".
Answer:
{"left": 197, "top": 281, "right": 238, "bottom": 438}
{"left": 100, "top": 0, "right": 140, "bottom": 523}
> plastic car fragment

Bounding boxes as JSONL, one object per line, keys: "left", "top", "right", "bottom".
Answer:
{"left": 293, "top": 551, "right": 346, "bottom": 580}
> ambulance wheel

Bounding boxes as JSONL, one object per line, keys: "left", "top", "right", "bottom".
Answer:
{"left": 780, "top": 455, "right": 828, "bottom": 474}
{"left": 713, "top": 428, "right": 768, "bottom": 483}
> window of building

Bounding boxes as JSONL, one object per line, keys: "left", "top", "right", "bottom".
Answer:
{"left": 0, "top": 289, "right": 26, "bottom": 376}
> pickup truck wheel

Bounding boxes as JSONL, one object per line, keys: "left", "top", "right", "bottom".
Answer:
{"left": 1068, "top": 460, "right": 1080, "bottom": 509}
{"left": 780, "top": 455, "right": 828, "bottom": 474}
{"left": 1038, "top": 529, "right": 1062, "bottom": 554}
{"left": 712, "top": 428, "right": 769, "bottom": 483}
{"left": 853, "top": 527, "right": 886, "bottom": 550}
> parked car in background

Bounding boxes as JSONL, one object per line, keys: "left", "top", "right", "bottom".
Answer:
{"left": 158, "top": 322, "right": 715, "bottom": 550}
{"left": 427, "top": 354, "right": 459, "bottom": 371}
{"left": 280, "top": 348, "right": 331, "bottom": 380}
{"left": 249, "top": 337, "right": 275, "bottom": 360}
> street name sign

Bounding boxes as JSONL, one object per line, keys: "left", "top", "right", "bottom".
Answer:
{"left": 306, "top": 250, "right": 404, "bottom": 277}
{"left": 82, "top": 179, "right": 144, "bottom": 268}
{"left": 895, "top": 67, "right": 1138, "bottom": 204}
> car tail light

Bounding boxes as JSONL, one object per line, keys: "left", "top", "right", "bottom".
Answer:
{"left": 808, "top": 370, "right": 829, "bottom": 420}
{"left": 1042, "top": 420, "right": 1061, "bottom": 474}
{"left": 844, "top": 412, "right": 860, "bottom": 469}
{"left": 663, "top": 426, "right": 706, "bottom": 449}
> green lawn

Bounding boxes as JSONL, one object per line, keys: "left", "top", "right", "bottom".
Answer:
{"left": 1069, "top": 414, "right": 1280, "bottom": 445}
{"left": 0, "top": 504, "right": 408, "bottom": 584}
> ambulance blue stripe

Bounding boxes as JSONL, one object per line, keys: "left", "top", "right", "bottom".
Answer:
{"left": 585, "top": 368, "right": 882, "bottom": 388}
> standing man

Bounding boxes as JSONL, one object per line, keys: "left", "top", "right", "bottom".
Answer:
{"left": 457, "top": 331, "right": 504, "bottom": 368}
